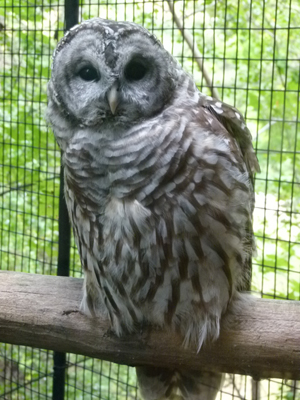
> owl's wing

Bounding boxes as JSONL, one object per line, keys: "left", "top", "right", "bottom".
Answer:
{"left": 196, "top": 95, "right": 259, "bottom": 292}
{"left": 199, "top": 95, "right": 260, "bottom": 176}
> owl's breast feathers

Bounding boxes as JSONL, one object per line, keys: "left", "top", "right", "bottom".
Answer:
{"left": 63, "top": 90, "right": 259, "bottom": 349}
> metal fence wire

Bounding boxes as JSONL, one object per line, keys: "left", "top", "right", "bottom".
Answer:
{"left": 0, "top": 0, "right": 299, "bottom": 399}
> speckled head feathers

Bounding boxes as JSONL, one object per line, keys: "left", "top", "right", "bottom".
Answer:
{"left": 53, "top": 18, "right": 159, "bottom": 62}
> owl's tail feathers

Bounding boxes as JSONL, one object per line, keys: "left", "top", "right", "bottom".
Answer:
{"left": 136, "top": 366, "right": 223, "bottom": 400}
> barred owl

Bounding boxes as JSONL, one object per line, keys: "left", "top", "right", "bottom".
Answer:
{"left": 47, "top": 18, "right": 259, "bottom": 400}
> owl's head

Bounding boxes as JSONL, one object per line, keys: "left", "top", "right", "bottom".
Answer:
{"left": 48, "top": 18, "right": 182, "bottom": 130}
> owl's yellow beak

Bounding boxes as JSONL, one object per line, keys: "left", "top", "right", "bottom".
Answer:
{"left": 107, "top": 83, "right": 119, "bottom": 115}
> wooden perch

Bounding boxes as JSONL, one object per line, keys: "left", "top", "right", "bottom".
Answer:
{"left": 0, "top": 271, "right": 299, "bottom": 379}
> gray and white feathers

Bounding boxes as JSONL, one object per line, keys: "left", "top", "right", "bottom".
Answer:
{"left": 47, "top": 18, "right": 259, "bottom": 400}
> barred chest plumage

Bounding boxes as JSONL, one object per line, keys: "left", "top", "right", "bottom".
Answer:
{"left": 62, "top": 94, "right": 253, "bottom": 350}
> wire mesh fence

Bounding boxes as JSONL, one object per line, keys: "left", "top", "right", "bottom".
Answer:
{"left": 0, "top": 0, "right": 299, "bottom": 399}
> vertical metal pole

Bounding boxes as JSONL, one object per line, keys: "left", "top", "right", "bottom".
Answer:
{"left": 52, "top": 166, "right": 71, "bottom": 400}
{"left": 52, "top": 2, "right": 79, "bottom": 399}
{"left": 252, "top": 379, "right": 261, "bottom": 400}
{"left": 64, "top": 0, "right": 80, "bottom": 31}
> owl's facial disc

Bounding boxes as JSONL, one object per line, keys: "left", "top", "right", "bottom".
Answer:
{"left": 50, "top": 20, "right": 180, "bottom": 128}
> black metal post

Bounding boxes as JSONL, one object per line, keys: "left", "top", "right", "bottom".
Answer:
{"left": 65, "top": 0, "right": 79, "bottom": 32}
{"left": 52, "top": 2, "right": 79, "bottom": 399}
{"left": 52, "top": 165, "right": 71, "bottom": 400}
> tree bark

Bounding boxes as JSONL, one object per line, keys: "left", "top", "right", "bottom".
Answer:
{"left": 0, "top": 271, "right": 299, "bottom": 379}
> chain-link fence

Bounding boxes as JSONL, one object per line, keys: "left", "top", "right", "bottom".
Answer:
{"left": 0, "top": 0, "right": 299, "bottom": 399}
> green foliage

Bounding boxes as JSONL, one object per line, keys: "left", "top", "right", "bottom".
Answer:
{"left": 0, "top": 0, "right": 299, "bottom": 399}
{"left": 0, "top": 1, "right": 63, "bottom": 275}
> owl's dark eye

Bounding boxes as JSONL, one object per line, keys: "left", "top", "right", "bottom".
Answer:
{"left": 124, "top": 59, "right": 148, "bottom": 81}
{"left": 78, "top": 66, "right": 99, "bottom": 81}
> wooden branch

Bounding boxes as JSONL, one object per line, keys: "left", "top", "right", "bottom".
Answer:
{"left": 166, "top": 0, "right": 220, "bottom": 100}
{"left": 0, "top": 271, "right": 299, "bottom": 379}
